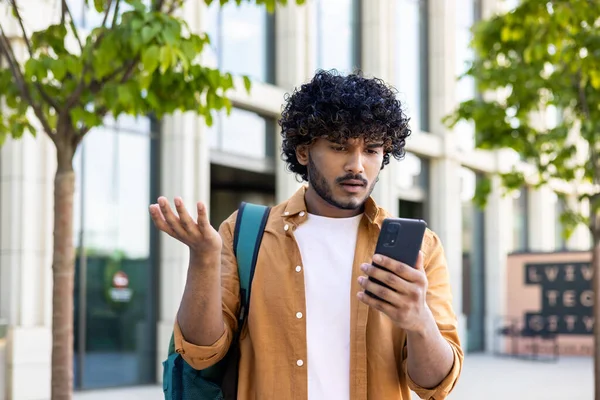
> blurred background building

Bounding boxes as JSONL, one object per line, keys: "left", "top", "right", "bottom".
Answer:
{"left": 0, "top": 0, "right": 593, "bottom": 398}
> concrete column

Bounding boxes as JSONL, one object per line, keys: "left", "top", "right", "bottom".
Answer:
{"left": 360, "top": 0, "right": 394, "bottom": 82}
{"left": 359, "top": 0, "right": 397, "bottom": 213}
{"left": 156, "top": 0, "right": 213, "bottom": 378}
{"left": 0, "top": 23, "right": 54, "bottom": 396}
{"left": 1, "top": 129, "right": 55, "bottom": 400}
{"left": 425, "top": 0, "right": 465, "bottom": 345}
{"left": 428, "top": 0, "right": 457, "bottom": 136}
{"left": 483, "top": 154, "right": 515, "bottom": 353}
{"left": 429, "top": 153, "right": 465, "bottom": 346}
{"left": 275, "top": 1, "right": 311, "bottom": 91}
{"left": 274, "top": 1, "right": 310, "bottom": 202}
{"left": 527, "top": 186, "right": 557, "bottom": 252}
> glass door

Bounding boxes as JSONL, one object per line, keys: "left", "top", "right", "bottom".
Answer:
{"left": 73, "top": 115, "right": 159, "bottom": 389}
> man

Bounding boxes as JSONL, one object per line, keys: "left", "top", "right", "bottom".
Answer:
{"left": 149, "top": 71, "right": 463, "bottom": 399}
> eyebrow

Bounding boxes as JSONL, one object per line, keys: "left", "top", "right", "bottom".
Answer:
{"left": 367, "top": 142, "right": 385, "bottom": 148}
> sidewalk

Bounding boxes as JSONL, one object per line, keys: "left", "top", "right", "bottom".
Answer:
{"left": 73, "top": 354, "right": 593, "bottom": 400}
{"left": 447, "top": 353, "right": 592, "bottom": 400}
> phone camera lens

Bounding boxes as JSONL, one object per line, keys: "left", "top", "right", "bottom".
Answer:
{"left": 387, "top": 223, "right": 399, "bottom": 233}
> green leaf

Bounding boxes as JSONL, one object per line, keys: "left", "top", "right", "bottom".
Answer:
{"left": 243, "top": 75, "right": 252, "bottom": 94}
{"left": 93, "top": 0, "right": 106, "bottom": 12}
{"left": 590, "top": 70, "right": 600, "bottom": 90}
{"left": 159, "top": 46, "right": 172, "bottom": 74}
{"left": 24, "top": 59, "right": 40, "bottom": 80}
{"left": 125, "top": 0, "right": 146, "bottom": 12}
{"left": 118, "top": 85, "right": 134, "bottom": 106}
{"left": 142, "top": 25, "right": 155, "bottom": 44}
{"left": 473, "top": 177, "right": 492, "bottom": 209}
{"left": 131, "top": 18, "right": 145, "bottom": 31}
{"left": 142, "top": 45, "right": 160, "bottom": 74}
{"left": 51, "top": 60, "right": 67, "bottom": 81}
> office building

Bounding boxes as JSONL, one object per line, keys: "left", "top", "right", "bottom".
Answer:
{"left": 0, "top": 0, "right": 592, "bottom": 398}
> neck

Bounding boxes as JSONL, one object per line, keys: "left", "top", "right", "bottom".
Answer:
{"left": 304, "top": 185, "right": 364, "bottom": 218}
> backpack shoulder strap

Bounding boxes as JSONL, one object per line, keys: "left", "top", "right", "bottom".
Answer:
{"left": 233, "top": 202, "right": 271, "bottom": 325}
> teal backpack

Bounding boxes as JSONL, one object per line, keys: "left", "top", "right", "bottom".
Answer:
{"left": 162, "top": 202, "right": 271, "bottom": 400}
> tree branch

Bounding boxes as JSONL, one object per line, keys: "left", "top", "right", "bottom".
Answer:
{"left": 8, "top": 0, "right": 60, "bottom": 110}
{"left": 61, "top": 0, "right": 66, "bottom": 25}
{"left": 101, "top": 0, "right": 114, "bottom": 27}
{"left": 153, "top": 0, "right": 166, "bottom": 12}
{"left": 73, "top": 104, "right": 109, "bottom": 148}
{"left": 111, "top": 0, "right": 121, "bottom": 28}
{"left": 62, "top": 0, "right": 83, "bottom": 52}
{"left": 0, "top": 23, "right": 55, "bottom": 138}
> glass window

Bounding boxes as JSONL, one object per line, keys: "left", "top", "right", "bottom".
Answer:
{"left": 455, "top": 0, "right": 478, "bottom": 150}
{"left": 73, "top": 116, "right": 151, "bottom": 258}
{"left": 311, "top": 0, "right": 360, "bottom": 73}
{"left": 208, "top": 108, "right": 275, "bottom": 160}
{"left": 396, "top": 152, "right": 428, "bottom": 191}
{"left": 207, "top": 2, "right": 275, "bottom": 83}
{"left": 396, "top": 0, "right": 429, "bottom": 132}
{"left": 511, "top": 187, "right": 529, "bottom": 252}
{"left": 72, "top": 114, "right": 158, "bottom": 389}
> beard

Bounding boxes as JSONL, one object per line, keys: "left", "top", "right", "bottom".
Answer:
{"left": 307, "top": 156, "right": 378, "bottom": 211}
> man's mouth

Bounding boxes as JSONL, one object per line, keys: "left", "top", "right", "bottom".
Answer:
{"left": 340, "top": 179, "right": 366, "bottom": 187}
{"left": 339, "top": 180, "right": 366, "bottom": 193}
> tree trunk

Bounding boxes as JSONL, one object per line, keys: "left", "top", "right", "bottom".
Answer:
{"left": 51, "top": 139, "right": 76, "bottom": 400}
{"left": 594, "top": 232, "right": 600, "bottom": 400}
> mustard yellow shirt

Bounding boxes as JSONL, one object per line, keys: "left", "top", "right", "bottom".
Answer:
{"left": 174, "top": 187, "right": 463, "bottom": 399}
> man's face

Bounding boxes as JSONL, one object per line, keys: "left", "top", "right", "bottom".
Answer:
{"left": 299, "top": 137, "right": 385, "bottom": 210}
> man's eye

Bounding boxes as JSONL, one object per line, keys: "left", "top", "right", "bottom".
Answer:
{"left": 332, "top": 146, "right": 346, "bottom": 151}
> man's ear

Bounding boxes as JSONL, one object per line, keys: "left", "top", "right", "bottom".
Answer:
{"left": 296, "top": 145, "right": 309, "bottom": 166}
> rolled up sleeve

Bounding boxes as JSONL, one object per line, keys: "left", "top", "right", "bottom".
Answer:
{"left": 173, "top": 315, "right": 233, "bottom": 369}
{"left": 172, "top": 213, "right": 242, "bottom": 371}
{"left": 403, "top": 229, "right": 464, "bottom": 399}
{"left": 403, "top": 338, "right": 462, "bottom": 399}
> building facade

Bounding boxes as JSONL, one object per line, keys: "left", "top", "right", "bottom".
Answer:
{"left": 0, "top": 0, "right": 593, "bottom": 398}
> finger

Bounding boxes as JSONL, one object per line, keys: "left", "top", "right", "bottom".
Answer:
{"left": 360, "top": 263, "right": 412, "bottom": 295}
{"left": 415, "top": 251, "right": 425, "bottom": 272}
{"left": 174, "top": 197, "right": 197, "bottom": 234}
{"left": 149, "top": 204, "right": 177, "bottom": 237}
{"left": 158, "top": 197, "right": 187, "bottom": 238}
{"left": 196, "top": 201, "right": 210, "bottom": 230}
{"left": 357, "top": 290, "right": 397, "bottom": 316}
{"left": 372, "top": 254, "right": 423, "bottom": 283}
{"left": 358, "top": 276, "right": 402, "bottom": 306}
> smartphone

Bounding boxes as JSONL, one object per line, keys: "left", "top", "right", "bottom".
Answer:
{"left": 365, "top": 218, "right": 427, "bottom": 301}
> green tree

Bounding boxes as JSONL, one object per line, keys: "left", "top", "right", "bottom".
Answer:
{"left": 0, "top": 0, "right": 302, "bottom": 399}
{"left": 445, "top": 0, "right": 600, "bottom": 397}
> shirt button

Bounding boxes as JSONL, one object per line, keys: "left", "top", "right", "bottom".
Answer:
{"left": 295, "top": 266, "right": 302, "bottom": 272}
{"left": 296, "top": 312, "right": 303, "bottom": 319}
{"left": 297, "top": 359, "right": 304, "bottom": 367}
{"left": 299, "top": 211, "right": 305, "bottom": 217}
{"left": 284, "top": 224, "right": 289, "bottom": 231}
{"left": 284, "top": 211, "right": 290, "bottom": 216}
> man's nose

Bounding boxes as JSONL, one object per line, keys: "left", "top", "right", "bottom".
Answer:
{"left": 345, "top": 150, "right": 365, "bottom": 175}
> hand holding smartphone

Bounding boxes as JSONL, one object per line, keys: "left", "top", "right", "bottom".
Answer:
{"left": 365, "top": 218, "right": 427, "bottom": 301}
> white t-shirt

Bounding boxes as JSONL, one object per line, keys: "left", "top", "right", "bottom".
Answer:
{"left": 293, "top": 212, "right": 363, "bottom": 400}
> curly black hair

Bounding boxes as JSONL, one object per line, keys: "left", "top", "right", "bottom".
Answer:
{"left": 279, "top": 70, "right": 411, "bottom": 181}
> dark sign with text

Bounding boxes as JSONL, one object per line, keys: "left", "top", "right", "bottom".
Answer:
{"left": 524, "top": 262, "right": 593, "bottom": 335}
